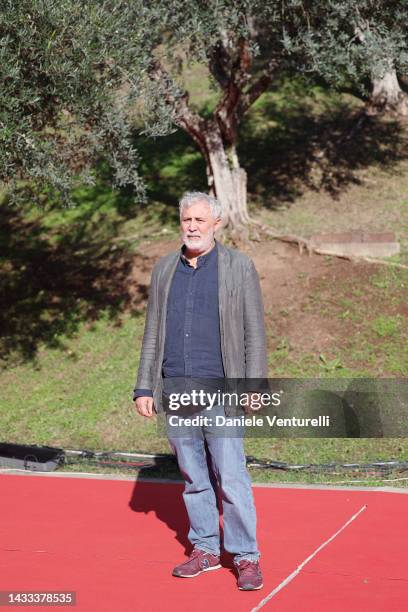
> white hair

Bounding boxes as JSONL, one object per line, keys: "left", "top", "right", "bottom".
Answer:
{"left": 179, "top": 191, "right": 222, "bottom": 219}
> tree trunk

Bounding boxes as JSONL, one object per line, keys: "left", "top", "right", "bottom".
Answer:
{"left": 368, "top": 68, "right": 408, "bottom": 116}
{"left": 203, "top": 126, "right": 250, "bottom": 240}
{"left": 150, "top": 46, "right": 277, "bottom": 238}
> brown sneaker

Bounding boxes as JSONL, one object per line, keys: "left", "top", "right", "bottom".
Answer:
{"left": 235, "top": 559, "right": 263, "bottom": 591}
{"left": 172, "top": 548, "right": 221, "bottom": 578}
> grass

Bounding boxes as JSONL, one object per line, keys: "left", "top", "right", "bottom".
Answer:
{"left": 258, "top": 155, "right": 408, "bottom": 264}
{"left": 1, "top": 307, "right": 407, "bottom": 483}
{"left": 266, "top": 262, "right": 407, "bottom": 379}
{"left": 371, "top": 315, "right": 403, "bottom": 338}
{"left": 244, "top": 83, "right": 408, "bottom": 264}
{"left": 1, "top": 77, "right": 408, "bottom": 485}
{"left": 52, "top": 458, "right": 408, "bottom": 489}
{"left": 0, "top": 312, "right": 171, "bottom": 454}
{"left": 24, "top": 174, "right": 180, "bottom": 252}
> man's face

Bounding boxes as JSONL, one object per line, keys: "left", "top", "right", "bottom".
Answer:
{"left": 180, "top": 201, "right": 221, "bottom": 252}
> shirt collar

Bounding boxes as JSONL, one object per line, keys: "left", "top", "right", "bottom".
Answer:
{"left": 180, "top": 240, "right": 218, "bottom": 268}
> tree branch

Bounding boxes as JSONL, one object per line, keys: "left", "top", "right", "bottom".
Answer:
{"left": 213, "top": 37, "right": 252, "bottom": 144}
{"left": 148, "top": 60, "right": 208, "bottom": 151}
{"left": 239, "top": 57, "right": 280, "bottom": 115}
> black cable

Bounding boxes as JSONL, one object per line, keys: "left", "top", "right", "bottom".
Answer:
{"left": 63, "top": 448, "right": 408, "bottom": 475}
{"left": 1, "top": 443, "right": 406, "bottom": 475}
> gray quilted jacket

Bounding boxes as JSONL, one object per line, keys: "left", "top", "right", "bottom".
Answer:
{"left": 133, "top": 241, "right": 268, "bottom": 415}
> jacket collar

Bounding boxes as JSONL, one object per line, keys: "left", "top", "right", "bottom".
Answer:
{"left": 159, "top": 239, "right": 232, "bottom": 292}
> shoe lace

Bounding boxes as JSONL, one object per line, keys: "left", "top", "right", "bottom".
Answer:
{"left": 190, "top": 548, "right": 205, "bottom": 560}
{"left": 237, "top": 560, "right": 259, "bottom": 576}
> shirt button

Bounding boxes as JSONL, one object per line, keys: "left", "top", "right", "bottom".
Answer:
{"left": 185, "top": 333, "right": 189, "bottom": 337}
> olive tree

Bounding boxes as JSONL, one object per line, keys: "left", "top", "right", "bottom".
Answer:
{"left": 0, "top": 0, "right": 151, "bottom": 204}
{"left": 289, "top": 0, "right": 408, "bottom": 116}
{"left": 2, "top": 0, "right": 407, "bottom": 229}
{"left": 139, "top": 0, "right": 408, "bottom": 234}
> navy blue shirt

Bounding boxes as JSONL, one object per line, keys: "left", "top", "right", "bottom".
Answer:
{"left": 134, "top": 242, "right": 225, "bottom": 399}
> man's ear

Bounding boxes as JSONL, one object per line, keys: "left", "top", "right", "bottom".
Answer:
{"left": 214, "top": 216, "right": 222, "bottom": 231}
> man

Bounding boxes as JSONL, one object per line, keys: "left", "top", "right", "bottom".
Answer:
{"left": 133, "top": 191, "right": 268, "bottom": 591}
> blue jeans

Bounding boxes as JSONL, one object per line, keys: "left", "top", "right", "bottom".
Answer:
{"left": 166, "top": 405, "right": 260, "bottom": 563}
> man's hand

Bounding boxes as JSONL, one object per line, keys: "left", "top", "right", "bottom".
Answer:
{"left": 134, "top": 396, "right": 155, "bottom": 418}
{"left": 243, "top": 393, "right": 262, "bottom": 415}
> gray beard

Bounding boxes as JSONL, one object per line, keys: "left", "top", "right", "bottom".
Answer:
{"left": 183, "top": 234, "right": 214, "bottom": 251}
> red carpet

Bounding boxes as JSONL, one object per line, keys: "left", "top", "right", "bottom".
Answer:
{"left": 0, "top": 474, "right": 407, "bottom": 611}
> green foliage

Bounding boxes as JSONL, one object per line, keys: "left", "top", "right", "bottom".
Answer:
{"left": 285, "top": 0, "right": 408, "bottom": 91}
{"left": 0, "top": 0, "right": 151, "bottom": 203}
{"left": 1, "top": 0, "right": 408, "bottom": 207}
{"left": 371, "top": 315, "right": 402, "bottom": 337}
{"left": 319, "top": 354, "right": 343, "bottom": 372}
{"left": 139, "top": 1, "right": 408, "bottom": 112}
